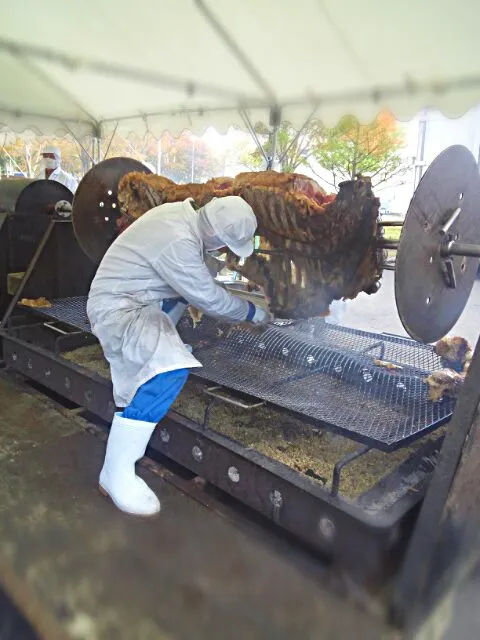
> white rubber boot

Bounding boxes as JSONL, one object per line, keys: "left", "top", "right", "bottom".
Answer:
{"left": 99, "top": 413, "right": 161, "bottom": 516}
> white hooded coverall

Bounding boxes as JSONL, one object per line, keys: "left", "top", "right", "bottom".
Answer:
{"left": 90, "top": 195, "right": 269, "bottom": 516}
{"left": 87, "top": 197, "right": 255, "bottom": 408}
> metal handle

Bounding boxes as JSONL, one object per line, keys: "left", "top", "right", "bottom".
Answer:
{"left": 203, "top": 386, "right": 265, "bottom": 410}
{"left": 440, "top": 207, "right": 462, "bottom": 236}
{"left": 43, "top": 322, "right": 69, "bottom": 335}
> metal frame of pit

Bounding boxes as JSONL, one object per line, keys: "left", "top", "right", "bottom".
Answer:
{"left": 1, "top": 317, "right": 443, "bottom": 582}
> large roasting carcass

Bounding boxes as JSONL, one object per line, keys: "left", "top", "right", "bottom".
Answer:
{"left": 116, "top": 170, "right": 383, "bottom": 318}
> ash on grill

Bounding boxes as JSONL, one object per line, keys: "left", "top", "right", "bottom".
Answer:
{"left": 63, "top": 342, "right": 444, "bottom": 499}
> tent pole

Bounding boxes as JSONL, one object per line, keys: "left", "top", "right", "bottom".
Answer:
{"left": 91, "top": 137, "right": 100, "bottom": 165}
{"left": 61, "top": 121, "right": 95, "bottom": 166}
{"left": 267, "top": 106, "right": 281, "bottom": 170}
{"left": 239, "top": 109, "right": 268, "bottom": 164}
{"left": 194, "top": 0, "right": 275, "bottom": 101}
{"left": 102, "top": 122, "right": 119, "bottom": 161}
{"left": 90, "top": 123, "right": 102, "bottom": 165}
{"left": 277, "top": 106, "right": 318, "bottom": 168}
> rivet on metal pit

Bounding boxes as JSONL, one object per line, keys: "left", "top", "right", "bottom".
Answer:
{"left": 270, "top": 489, "right": 283, "bottom": 509}
{"left": 160, "top": 428, "right": 170, "bottom": 443}
{"left": 45, "top": 369, "right": 51, "bottom": 377}
{"left": 27, "top": 359, "right": 33, "bottom": 370}
{"left": 11, "top": 353, "right": 17, "bottom": 361}
{"left": 192, "top": 445, "right": 203, "bottom": 462}
{"left": 362, "top": 369, "right": 373, "bottom": 383}
{"left": 227, "top": 466, "right": 240, "bottom": 483}
{"left": 318, "top": 516, "right": 336, "bottom": 542}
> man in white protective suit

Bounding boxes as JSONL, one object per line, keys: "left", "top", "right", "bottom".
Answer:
{"left": 39, "top": 145, "right": 78, "bottom": 193}
{"left": 87, "top": 195, "right": 271, "bottom": 517}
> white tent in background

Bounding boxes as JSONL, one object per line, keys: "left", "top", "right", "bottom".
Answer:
{"left": 1, "top": 0, "right": 480, "bottom": 143}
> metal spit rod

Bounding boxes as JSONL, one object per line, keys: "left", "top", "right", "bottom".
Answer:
{"left": 378, "top": 238, "right": 480, "bottom": 258}
{"left": 378, "top": 240, "right": 401, "bottom": 250}
{"left": 442, "top": 241, "right": 480, "bottom": 258}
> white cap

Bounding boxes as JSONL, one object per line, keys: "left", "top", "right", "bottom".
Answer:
{"left": 203, "top": 196, "right": 257, "bottom": 258}
{"left": 42, "top": 145, "right": 61, "bottom": 161}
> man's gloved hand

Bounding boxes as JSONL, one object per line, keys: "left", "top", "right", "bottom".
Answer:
{"left": 250, "top": 305, "right": 273, "bottom": 325}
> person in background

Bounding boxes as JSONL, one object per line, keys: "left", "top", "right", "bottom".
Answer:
{"left": 39, "top": 145, "right": 78, "bottom": 193}
{"left": 87, "top": 195, "right": 271, "bottom": 517}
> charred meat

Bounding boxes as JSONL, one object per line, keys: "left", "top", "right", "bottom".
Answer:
{"left": 117, "top": 170, "right": 384, "bottom": 318}
{"left": 434, "top": 336, "right": 472, "bottom": 372}
{"left": 425, "top": 369, "right": 465, "bottom": 402}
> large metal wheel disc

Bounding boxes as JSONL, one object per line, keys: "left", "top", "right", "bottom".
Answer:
{"left": 72, "top": 157, "right": 152, "bottom": 263}
{"left": 15, "top": 179, "right": 73, "bottom": 215}
{"left": 395, "top": 145, "right": 480, "bottom": 343}
{"left": 8, "top": 180, "right": 74, "bottom": 272}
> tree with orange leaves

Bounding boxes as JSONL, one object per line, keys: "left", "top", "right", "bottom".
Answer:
{"left": 313, "top": 112, "right": 407, "bottom": 189}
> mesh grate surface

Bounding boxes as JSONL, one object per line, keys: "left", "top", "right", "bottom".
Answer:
{"left": 38, "top": 296, "right": 92, "bottom": 333}
{"left": 33, "top": 296, "right": 454, "bottom": 451}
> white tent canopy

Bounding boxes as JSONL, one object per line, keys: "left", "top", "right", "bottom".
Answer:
{"left": 1, "top": 0, "right": 480, "bottom": 139}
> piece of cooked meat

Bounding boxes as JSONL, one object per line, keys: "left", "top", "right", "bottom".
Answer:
{"left": 373, "top": 359, "right": 403, "bottom": 371}
{"left": 116, "top": 170, "right": 384, "bottom": 318}
{"left": 424, "top": 369, "right": 465, "bottom": 402}
{"left": 188, "top": 306, "right": 204, "bottom": 328}
{"left": 19, "top": 297, "right": 52, "bottom": 308}
{"left": 434, "top": 336, "right": 472, "bottom": 371}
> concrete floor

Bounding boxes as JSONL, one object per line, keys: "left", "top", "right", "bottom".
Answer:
{"left": 0, "top": 372, "right": 393, "bottom": 640}
{"left": 340, "top": 271, "right": 480, "bottom": 347}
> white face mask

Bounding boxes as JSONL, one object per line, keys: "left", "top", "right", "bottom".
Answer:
{"left": 197, "top": 207, "right": 225, "bottom": 252}
{"left": 42, "top": 158, "right": 58, "bottom": 171}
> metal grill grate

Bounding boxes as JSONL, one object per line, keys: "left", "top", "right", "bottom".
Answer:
{"left": 37, "top": 296, "right": 91, "bottom": 333}
{"left": 32, "top": 296, "right": 454, "bottom": 451}
{"left": 178, "top": 316, "right": 454, "bottom": 451}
